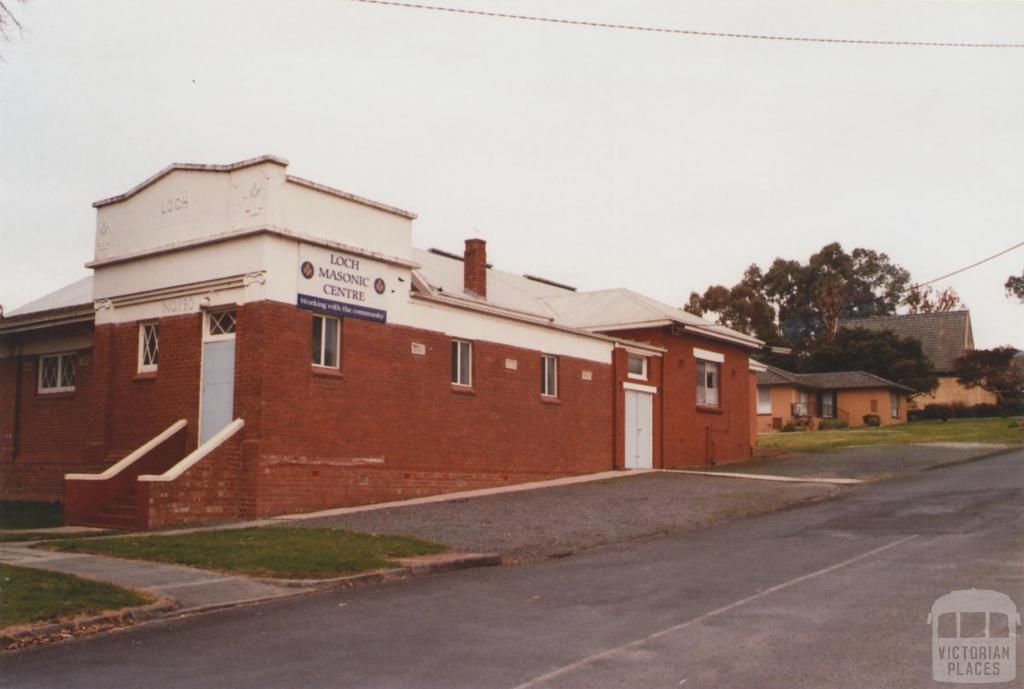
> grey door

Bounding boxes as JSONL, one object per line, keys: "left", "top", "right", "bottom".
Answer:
{"left": 200, "top": 340, "right": 235, "bottom": 444}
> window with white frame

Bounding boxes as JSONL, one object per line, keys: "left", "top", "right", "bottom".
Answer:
{"left": 890, "top": 391, "right": 900, "bottom": 418}
{"left": 138, "top": 323, "right": 159, "bottom": 372}
{"left": 627, "top": 354, "right": 647, "bottom": 380}
{"left": 756, "top": 386, "right": 772, "bottom": 414}
{"left": 206, "top": 309, "right": 236, "bottom": 338}
{"left": 311, "top": 315, "right": 340, "bottom": 368}
{"left": 696, "top": 360, "right": 720, "bottom": 407}
{"left": 451, "top": 339, "right": 472, "bottom": 386}
{"left": 541, "top": 355, "right": 558, "bottom": 397}
{"left": 820, "top": 391, "right": 836, "bottom": 419}
{"left": 39, "top": 353, "right": 76, "bottom": 393}
{"left": 794, "top": 390, "right": 810, "bottom": 417}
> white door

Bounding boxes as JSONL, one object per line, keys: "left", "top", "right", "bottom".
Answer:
{"left": 199, "top": 310, "right": 237, "bottom": 444}
{"left": 624, "top": 390, "right": 653, "bottom": 469}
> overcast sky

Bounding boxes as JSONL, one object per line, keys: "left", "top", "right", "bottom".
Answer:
{"left": 1, "top": 0, "right": 1022, "bottom": 347}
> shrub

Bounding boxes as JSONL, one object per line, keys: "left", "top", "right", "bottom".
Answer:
{"left": 971, "top": 403, "right": 1004, "bottom": 418}
{"left": 781, "top": 423, "right": 798, "bottom": 433}
{"left": 921, "top": 404, "right": 953, "bottom": 421}
{"left": 818, "top": 419, "right": 849, "bottom": 431}
{"left": 918, "top": 402, "right": 1014, "bottom": 420}
{"left": 863, "top": 414, "right": 881, "bottom": 427}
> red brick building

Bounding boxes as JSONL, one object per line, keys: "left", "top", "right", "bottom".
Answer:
{"left": 0, "top": 156, "right": 763, "bottom": 529}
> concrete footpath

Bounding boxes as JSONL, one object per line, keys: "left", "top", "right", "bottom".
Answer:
{"left": 0, "top": 542, "right": 497, "bottom": 650}
{"left": 0, "top": 544, "right": 311, "bottom": 613}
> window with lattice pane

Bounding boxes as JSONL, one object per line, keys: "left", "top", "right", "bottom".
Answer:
{"left": 138, "top": 323, "right": 159, "bottom": 372}
{"left": 38, "top": 353, "right": 75, "bottom": 393}
{"left": 207, "top": 310, "right": 237, "bottom": 337}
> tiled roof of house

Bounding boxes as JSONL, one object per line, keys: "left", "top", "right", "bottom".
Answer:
{"left": 838, "top": 310, "right": 974, "bottom": 373}
{"left": 756, "top": 365, "right": 914, "bottom": 393}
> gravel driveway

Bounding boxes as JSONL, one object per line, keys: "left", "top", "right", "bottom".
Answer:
{"left": 280, "top": 473, "right": 839, "bottom": 560}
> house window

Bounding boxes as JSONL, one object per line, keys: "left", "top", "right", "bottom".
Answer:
{"left": 311, "top": 315, "right": 340, "bottom": 368}
{"left": 794, "top": 390, "right": 810, "bottom": 417}
{"left": 541, "top": 355, "right": 558, "bottom": 397}
{"left": 451, "top": 339, "right": 472, "bottom": 386}
{"left": 756, "top": 386, "right": 772, "bottom": 414}
{"left": 820, "top": 391, "right": 835, "bottom": 419}
{"left": 206, "top": 309, "right": 237, "bottom": 338}
{"left": 890, "top": 391, "right": 900, "bottom": 418}
{"left": 138, "top": 323, "right": 159, "bottom": 372}
{"left": 870, "top": 398, "right": 878, "bottom": 413}
{"left": 627, "top": 354, "right": 647, "bottom": 380}
{"left": 696, "top": 360, "right": 719, "bottom": 407}
{"left": 39, "top": 353, "right": 76, "bottom": 393}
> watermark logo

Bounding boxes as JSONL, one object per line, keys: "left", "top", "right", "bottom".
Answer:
{"left": 929, "top": 589, "right": 1019, "bottom": 684}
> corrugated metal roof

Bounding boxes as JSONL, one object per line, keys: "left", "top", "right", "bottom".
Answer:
{"left": 412, "top": 250, "right": 763, "bottom": 348}
{"left": 411, "top": 248, "right": 566, "bottom": 320}
{"left": 6, "top": 276, "right": 94, "bottom": 316}
{"left": 839, "top": 310, "right": 973, "bottom": 373}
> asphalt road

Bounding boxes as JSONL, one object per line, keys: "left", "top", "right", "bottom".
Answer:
{"left": 2, "top": 450, "right": 1022, "bottom": 689}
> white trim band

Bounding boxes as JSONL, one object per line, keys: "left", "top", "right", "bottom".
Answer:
{"left": 623, "top": 381, "right": 658, "bottom": 394}
{"left": 693, "top": 347, "right": 725, "bottom": 363}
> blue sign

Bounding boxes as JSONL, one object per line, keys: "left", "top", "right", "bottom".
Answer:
{"left": 297, "top": 294, "right": 387, "bottom": 324}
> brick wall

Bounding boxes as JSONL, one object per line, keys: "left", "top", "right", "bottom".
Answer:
{"left": 102, "top": 314, "right": 203, "bottom": 459}
{"left": 237, "top": 301, "right": 615, "bottom": 517}
{"left": 0, "top": 314, "right": 205, "bottom": 503}
{"left": 837, "top": 388, "right": 907, "bottom": 426}
{"left": 0, "top": 332, "right": 107, "bottom": 500}
{"left": 140, "top": 431, "right": 243, "bottom": 529}
{"left": 5, "top": 299, "right": 619, "bottom": 520}
{"left": 614, "top": 327, "right": 755, "bottom": 466}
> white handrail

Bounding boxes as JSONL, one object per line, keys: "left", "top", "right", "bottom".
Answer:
{"left": 64, "top": 419, "right": 188, "bottom": 481}
{"left": 138, "top": 419, "right": 245, "bottom": 483}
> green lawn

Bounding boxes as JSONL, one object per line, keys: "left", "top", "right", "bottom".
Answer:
{"left": 758, "top": 417, "right": 1024, "bottom": 454}
{"left": 0, "top": 530, "right": 115, "bottom": 543}
{"left": 0, "top": 501, "right": 63, "bottom": 530}
{"left": 0, "top": 563, "right": 148, "bottom": 629}
{"left": 42, "top": 527, "right": 447, "bottom": 579}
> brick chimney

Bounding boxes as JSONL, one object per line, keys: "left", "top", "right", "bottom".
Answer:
{"left": 463, "top": 238, "right": 487, "bottom": 299}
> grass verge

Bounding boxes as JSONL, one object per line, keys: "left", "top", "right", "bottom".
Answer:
{"left": 41, "top": 527, "right": 447, "bottom": 579}
{"left": 0, "top": 501, "right": 63, "bottom": 530}
{"left": 758, "top": 418, "right": 1024, "bottom": 454}
{"left": 0, "top": 531, "right": 115, "bottom": 544}
{"left": 0, "top": 563, "right": 148, "bottom": 629}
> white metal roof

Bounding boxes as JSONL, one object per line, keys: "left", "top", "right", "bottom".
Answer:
{"left": 412, "top": 248, "right": 567, "bottom": 321}
{"left": 412, "top": 251, "right": 762, "bottom": 349}
{"left": 7, "top": 276, "right": 94, "bottom": 316}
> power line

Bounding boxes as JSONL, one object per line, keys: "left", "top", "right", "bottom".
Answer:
{"left": 348, "top": 0, "right": 1024, "bottom": 49}
{"left": 908, "top": 239, "right": 1024, "bottom": 291}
